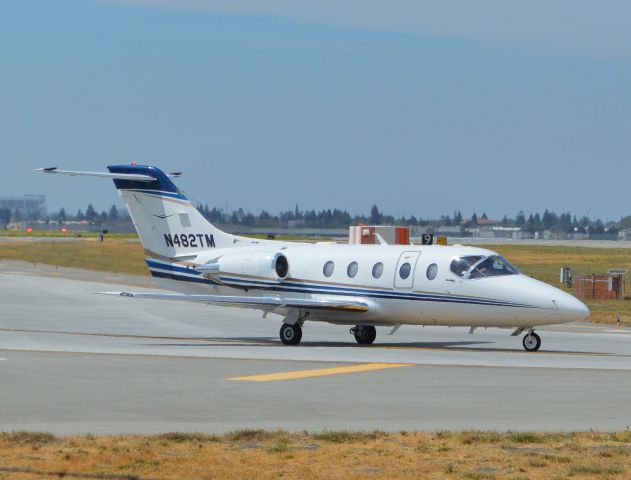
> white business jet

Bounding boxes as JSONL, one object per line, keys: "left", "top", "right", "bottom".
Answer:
{"left": 36, "top": 164, "right": 589, "bottom": 351}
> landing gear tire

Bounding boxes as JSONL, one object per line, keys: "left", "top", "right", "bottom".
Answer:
{"left": 352, "top": 325, "right": 377, "bottom": 345}
{"left": 280, "top": 323, "right": 302, "bottom": 345}
{"left": 522, "top": 332, "right": 541, "bottom": 352}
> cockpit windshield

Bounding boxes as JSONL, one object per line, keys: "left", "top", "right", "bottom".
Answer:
{"left": 450, "top": 255, "right": 519, "bottom": 280}
{"left": 450, "top": 256, "right": 483, "bottom": 277}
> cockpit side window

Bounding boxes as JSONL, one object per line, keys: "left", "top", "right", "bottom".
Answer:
{"left": 450, "top": 256, "right": 483, "bottom": 277}
{"left": 468, "top": 255, "right": 519, "bottom": 279}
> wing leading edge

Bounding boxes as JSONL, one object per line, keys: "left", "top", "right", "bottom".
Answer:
{"left": 99, "top": 291, "right": 370, "bottom": 313}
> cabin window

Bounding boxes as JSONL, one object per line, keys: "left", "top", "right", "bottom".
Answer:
{"left": 426, "top": 263, "right": 438, "bottom": 280}
{"left": 468, "top": 255, "right": 519, "bottom": 279}
{"left": 347, "top": 261, "right": 358, "bottom": 278}
{"left": 323, "top": 261, "right": 335, "bottom": 277}
{"left": 372, "top": 262, "right": 384, "bottom": 279}
{"left": 399, "top": 262, "right": 412, "bottom": 280}
{"left": 450, "top": 256, "right": 483, "bottom": 277}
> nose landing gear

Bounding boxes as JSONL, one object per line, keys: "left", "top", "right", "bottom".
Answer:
{"left": 522, "top": 331, "right": 541, "bottom": 352}
{"left": 351, "top": 325, "right": 377, "bottom": 345}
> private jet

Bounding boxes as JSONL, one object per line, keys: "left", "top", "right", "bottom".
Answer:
{"left": 37, "top": 164, "right": 590, "bottom": 351}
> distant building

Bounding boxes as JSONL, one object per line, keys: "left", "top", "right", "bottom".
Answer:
{"left": 492, "top": 226, "right": 521, "bottom": 239}
{"left": 0, "top": 195, "right": 46, "bottom": 219}
{"left": 288, "top": 219, "right": 306, "bottom": 228}
{"left": 431, "top": 226, "right": 462, "bottom": 235}
{"left": 512, "top": 230, "right": 535, "bottom": 240}
{"left": 461, "top": 217, "right": 498, "bottom": 227}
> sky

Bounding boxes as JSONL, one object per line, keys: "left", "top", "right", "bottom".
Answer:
{"left": 1, "top": 0, "right": 630, "bottom": 221}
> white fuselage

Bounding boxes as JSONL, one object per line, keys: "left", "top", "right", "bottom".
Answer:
{"left": 148, "top": 242, "right": 589, "bottom": 328}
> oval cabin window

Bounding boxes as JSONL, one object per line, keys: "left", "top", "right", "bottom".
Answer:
{"left": 426, "top": 263, "right": 438, "bottom": 280}
{"left": 347, "top": 261, "right": 358, "bottom": 278}
{"left": 399, "top": 262, "right": 412, "bottom": 280}
{"left": 372, "top": 262, "right": 384, "bottom": 279}
{"left": 323, "top": 261, "right": 335, "bottom": 278}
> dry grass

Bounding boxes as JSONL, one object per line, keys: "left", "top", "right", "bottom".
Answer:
{"left": 0, "top": 240, "right": 148, "bottom": 276}
{"left": 0, "top": 430, "right": 629, "bottom": 479}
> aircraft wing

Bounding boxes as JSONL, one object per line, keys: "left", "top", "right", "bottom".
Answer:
{"left": 99, "top": 291, "right": 370, "bottom": 313}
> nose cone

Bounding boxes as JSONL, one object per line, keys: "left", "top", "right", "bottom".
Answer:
{"left": 554, "top": 289, "right": 590, "bottom": 322}
{"left": 463, "top": 274, "right": 591, "bottom": 326}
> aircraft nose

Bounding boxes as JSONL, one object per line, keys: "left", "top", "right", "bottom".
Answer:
{"left": 554, "top": 290, "right": 590, "bottom": 322}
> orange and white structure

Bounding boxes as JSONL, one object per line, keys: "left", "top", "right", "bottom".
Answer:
{"left": 349, "top": 225, "right": 410, "bottom": 245}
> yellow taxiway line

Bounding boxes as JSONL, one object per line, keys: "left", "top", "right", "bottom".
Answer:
{"left": 228, "top": 362, "right": 413, "bottom": 382}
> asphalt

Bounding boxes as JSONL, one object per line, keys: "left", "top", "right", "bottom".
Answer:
{"left": 1, "top": 263, "right": 630, "bottom": 434}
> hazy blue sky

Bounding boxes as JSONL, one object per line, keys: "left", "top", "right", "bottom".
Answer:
{"left": 2, "top": 1, "right": 630, "bottom": 221}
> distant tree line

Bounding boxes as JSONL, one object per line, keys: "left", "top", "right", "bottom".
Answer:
{"left": 0, "top": 204, "right": 128, "bottom": 228}
{"left": 53, "top": 204, "right": 125, "bottom": 225}
{"left": 499, "top": 210, "right": 611, "bottom": 234}
{"left": 1, "top": 202, "right": 622, "bottom": 234}
{"left": 198, "top": 204, "right": 620, "bottom": 233}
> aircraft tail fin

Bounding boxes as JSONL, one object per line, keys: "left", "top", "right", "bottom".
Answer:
{"left": 106, "top": 164, "right": 238, "bottom": 259}
{"left": 36, "top": 164, "right": 239, "bottom": 259}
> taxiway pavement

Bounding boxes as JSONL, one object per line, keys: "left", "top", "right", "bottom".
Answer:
{"left": 1, "top": 265, "right": 630, "bottom": 434}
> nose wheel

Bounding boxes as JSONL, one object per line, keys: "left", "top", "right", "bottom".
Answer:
{"left": 522, "top": 331, "right": 541, "bottom": 352}
{"left": 280, "top": 323, "right": 302, "bottom": 345}
{"left": 351, "top": 325, "right": 377, "bottom": 345}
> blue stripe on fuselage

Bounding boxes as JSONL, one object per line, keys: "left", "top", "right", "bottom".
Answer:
{"left": 146, "top": 262, "right": 539, "bottom": 309}
{"left": 218, "top": 275, "right": 533, "bottom": 308}
{"left": 145, "top": 259, "right": 201, "bottom": 275}
{"left": 150, "top": 270, "right": 220, "bottom": 285}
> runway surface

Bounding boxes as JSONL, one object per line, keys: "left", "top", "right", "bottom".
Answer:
{"left": 1, "top": 264, "right": 630, "bottom": 434}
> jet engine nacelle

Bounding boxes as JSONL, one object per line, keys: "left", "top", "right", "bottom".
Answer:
{"left": 199, "top": 251, "right": 289, "bottom": 282}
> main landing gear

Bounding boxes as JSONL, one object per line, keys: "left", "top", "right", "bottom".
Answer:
{"left": 522, "top": 331, "right": 541, "bottom": 352}
{"left": 351, "top": 325, "right": 377, "bottom": 345}
{"left": 279, "top": 323, "right": 302, "bottom": 345}
{"left": 279, "top": 323, "right": 377, "bottom": 346}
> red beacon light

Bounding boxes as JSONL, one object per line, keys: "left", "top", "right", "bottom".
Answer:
{"left": 26, "top": 227, "right": 33, "bottom": 233}
{"left": 61, "top": 227, "right": 68, "bottom": 233}
{"left": 131, "top": 162, "right": 138, "bottom": 166}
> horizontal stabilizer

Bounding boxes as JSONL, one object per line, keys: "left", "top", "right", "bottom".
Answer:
{"left": 99, "top": 291, "right": 370, "bottom": 312}
{"left": 34, "top": 167, "right": 155, "bottom": 182}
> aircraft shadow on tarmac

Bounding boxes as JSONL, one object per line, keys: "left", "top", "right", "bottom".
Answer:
{"left": 142, "top": 338, "right": 491, "bottom": 349}
{"left": 0, "top": 327, "right": 608, "bottom": 355}
{"left": 139, "top": 337, "right": 610, "bottom": 355}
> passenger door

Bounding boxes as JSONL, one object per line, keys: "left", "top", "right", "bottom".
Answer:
{"left": 394, "top": 251, "right": 421, "bottom": 289}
